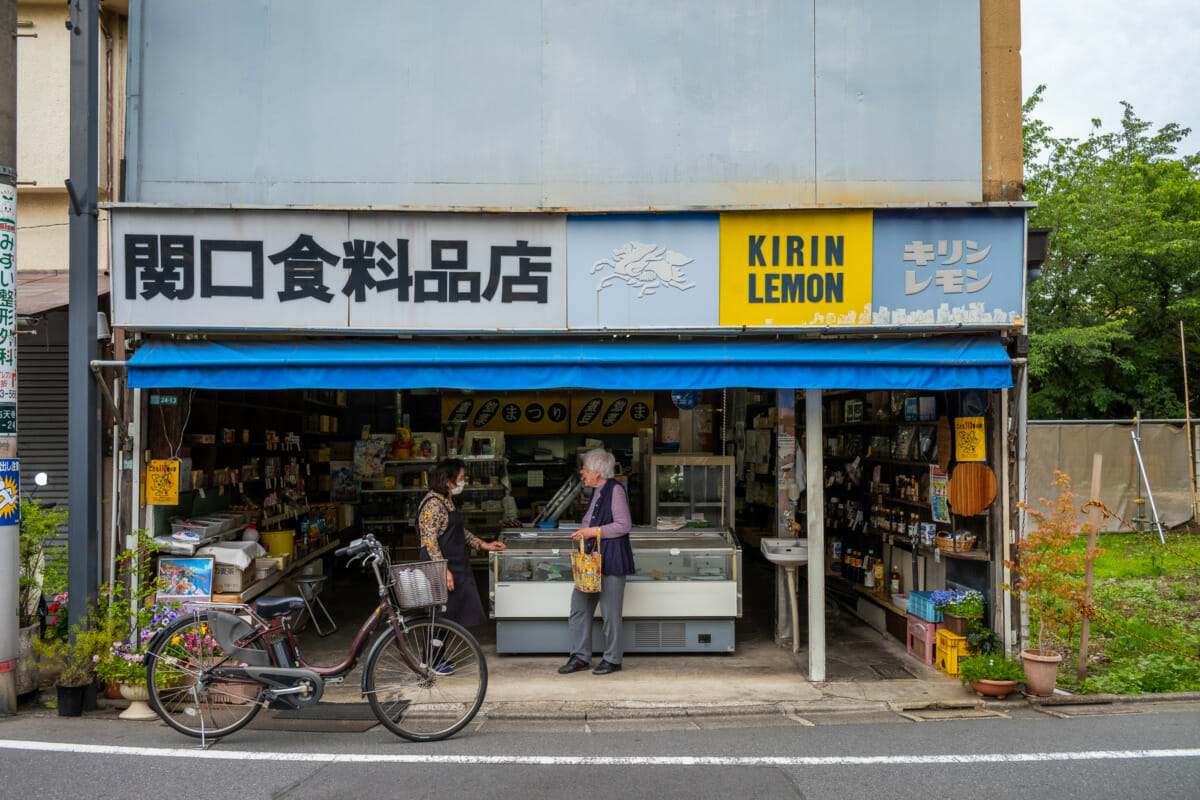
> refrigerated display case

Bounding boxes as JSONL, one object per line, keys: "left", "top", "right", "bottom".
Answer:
{"left": 489, "top": 527, "right": 742, "bottom": 653}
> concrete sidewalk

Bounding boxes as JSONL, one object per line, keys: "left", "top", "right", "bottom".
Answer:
{"left": 305, "top": 568, "right": 975, "bottom": 719}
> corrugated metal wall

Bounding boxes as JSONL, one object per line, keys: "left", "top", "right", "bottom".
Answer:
{"left": 125, "top": 0, "right": 983, "bottom": 210}
{"left": 17, "top": 310, "right": 70, "bottom": 549}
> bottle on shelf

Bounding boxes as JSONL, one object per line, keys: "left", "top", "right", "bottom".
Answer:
{"left": 873, "top": 557, "right": 884, "bottom": 593}
{"left": 863, "top": 549, "right": 875, "bottom": 588}
{"left": 889, "top": 564, "right": 902, "bottom": 595}
{"left": 830, "top": 536, "right": 843, "bottom": 575}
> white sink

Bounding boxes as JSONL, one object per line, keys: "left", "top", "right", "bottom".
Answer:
{"left": 760, "top": 538, "right": 809, "bottom": 567}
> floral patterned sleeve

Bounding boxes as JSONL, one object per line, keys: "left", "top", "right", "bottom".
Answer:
{"left": 418, "top": 493, "right": 449, "bottom": 560}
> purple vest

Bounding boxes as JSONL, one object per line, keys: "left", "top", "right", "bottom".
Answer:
{"left": 586, "top": 479, "right": 636, "bottom": 576}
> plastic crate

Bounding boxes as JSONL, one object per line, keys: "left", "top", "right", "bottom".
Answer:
{"left": 936, "top": 629, "right": 969, "bottom": 677}
{"left": 908, "top": 590, "right": 943, "bottom": 623}
{"left": 906, "top": 613, "right": 943, "bottom": 665}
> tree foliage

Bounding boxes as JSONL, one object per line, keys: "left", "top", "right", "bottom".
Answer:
{"left": 1023, "top": 87, "right": 1200, "bottom": 419}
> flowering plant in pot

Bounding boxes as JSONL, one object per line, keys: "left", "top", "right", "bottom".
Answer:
{"left": 1007, "top": 471, "right": 1099, "bottom": 696}
{"left": 959, "top": 654, "right": 1027, "bottom": 700}
{"left": 931, "top": 589, "right": 984, "bottom": 635}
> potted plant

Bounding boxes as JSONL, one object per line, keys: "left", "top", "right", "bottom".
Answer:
{"left": 959, "top": 654, "right": 1027, "bottom": 700}
{"left": 931, "top": 589, "right": 984, "bottom": 636}
{"left": 16, "top": 498, "right": 68, "bottom": 694}
{"left": 1008, "top": 470, "right": 1096, "bottom": 696}
{"left": 32, "top": 625, "right": 96, "bottom": 717}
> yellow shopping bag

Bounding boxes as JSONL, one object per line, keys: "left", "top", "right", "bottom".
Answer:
{"left": 571, "top": 537, "right": 602, "bottom": 593}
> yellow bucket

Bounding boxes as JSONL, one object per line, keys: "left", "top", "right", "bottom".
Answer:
{"left": 261, "top": 530, "right": 295, "bottom": 559}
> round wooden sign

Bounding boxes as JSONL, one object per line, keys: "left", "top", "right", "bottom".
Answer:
{"left": 947, "top": 462, "right": 997, "bottom": 516}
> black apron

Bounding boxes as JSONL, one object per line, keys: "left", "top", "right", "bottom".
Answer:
{"left": 419, "top": 496, "right": 486, "bottom": 628}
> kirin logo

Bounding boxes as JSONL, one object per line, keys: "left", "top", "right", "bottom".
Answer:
{"left": 591, "top": 241, "right": 696, "bottom": 298}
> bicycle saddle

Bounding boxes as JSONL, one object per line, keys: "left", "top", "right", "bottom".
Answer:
{"left": 255, "top": 596, "right": 307, "bottom": 619}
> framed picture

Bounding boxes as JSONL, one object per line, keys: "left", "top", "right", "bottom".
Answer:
{"left": 157, "top": 556, "right": 215, "bottom": 602}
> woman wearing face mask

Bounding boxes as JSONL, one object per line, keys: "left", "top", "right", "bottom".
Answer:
{"left": 417, "top": 457, "right": 506, "bottom": 628}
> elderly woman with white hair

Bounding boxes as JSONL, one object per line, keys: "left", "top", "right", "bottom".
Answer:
{"left": 558, "top": 448, "right": 635, "bottom": 676}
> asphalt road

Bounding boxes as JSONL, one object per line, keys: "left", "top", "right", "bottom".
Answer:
{"left": 1, "top": 702, "right": 1198, "bottom": 799}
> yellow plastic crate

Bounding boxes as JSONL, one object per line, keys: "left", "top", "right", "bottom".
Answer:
{"left": 935, "top": 629, "right": 969, "bottom": 677}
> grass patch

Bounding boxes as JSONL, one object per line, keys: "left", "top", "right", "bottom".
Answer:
{"left": 1050, "top": 530, "right": 1200, "bottom": 694}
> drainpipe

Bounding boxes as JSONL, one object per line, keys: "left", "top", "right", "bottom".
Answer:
{"left": 806, "top": 389, "right": 825, "bottom": 681}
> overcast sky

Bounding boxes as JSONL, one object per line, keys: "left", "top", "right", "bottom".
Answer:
{"left": 1021, "top": 0, "right": 1200, "bottom": 156}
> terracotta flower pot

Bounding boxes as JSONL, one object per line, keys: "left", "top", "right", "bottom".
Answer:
{"left": 969, "top": 678, "right": 1019, "bottom": 700}
{"left": 1021, "top": 649, "right": 1063, "bottom": 696}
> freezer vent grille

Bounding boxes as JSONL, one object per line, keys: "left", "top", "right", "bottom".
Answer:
{"left": 634, "top": 621, "right": 686, "bottom": 648}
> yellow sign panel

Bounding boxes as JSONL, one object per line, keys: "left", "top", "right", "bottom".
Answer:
{"left": 719, "top": 210, "right": 873, "bottom": 327}
{"left": 146, "top": 459, "right": 180, "bottom": 505}
{"left": 442, "top": 393, "right": 571, "bottom": 434}
{"left": 954, "top": 417, "right": 987, "bottom": 462}
{"left": 570, "top": 393, "right": 654, "bottom": 434}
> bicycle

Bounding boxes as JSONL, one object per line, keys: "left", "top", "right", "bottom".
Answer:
{"left": 142, "top": 534, "right": 487, "bottom": 743}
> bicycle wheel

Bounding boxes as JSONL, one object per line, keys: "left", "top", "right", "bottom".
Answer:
{"left": 145, "top": 612, "right": 267, "bottom": 739}
{"left": 364, "top": 616, "right": 487, "bottom": 742}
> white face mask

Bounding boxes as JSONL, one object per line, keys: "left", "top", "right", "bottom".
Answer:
{"left": 451, "top": 479, "right": 465, "bottom": 495}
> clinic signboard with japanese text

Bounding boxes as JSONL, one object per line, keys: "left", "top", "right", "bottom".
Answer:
{"left": 111, "top": 207, "right": 1024, "bottom": 333}
{"left": 111, "top": 210, "right": 567, "bottom": 331}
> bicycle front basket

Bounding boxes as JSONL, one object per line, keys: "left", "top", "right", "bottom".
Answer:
{"left": 389, "top": 559, "right": 449, "bottom": 609}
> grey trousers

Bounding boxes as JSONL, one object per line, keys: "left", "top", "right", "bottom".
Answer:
{"left": 567, "top": 574, "right": 627, "bottom": 664}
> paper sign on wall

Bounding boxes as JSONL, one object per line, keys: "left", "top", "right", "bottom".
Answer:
{"left": 954, "top": 417, "right": 986, "bottom": 462}
{"left": 146, "top": 459, "right": 181, "bottom": 505}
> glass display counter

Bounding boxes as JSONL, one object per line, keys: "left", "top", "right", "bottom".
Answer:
{"left": 489, "top": 526, "right": 741, "bottom": 653}
{"left": 647, "top": 455, "right": 735, "bottom": 529}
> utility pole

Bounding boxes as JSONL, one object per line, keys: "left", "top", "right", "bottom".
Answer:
{"left": 0, "top": 0, "right": 20, "bottom": 716}
{"left": 67, "top": 0, "right": 100, "bottom": 640}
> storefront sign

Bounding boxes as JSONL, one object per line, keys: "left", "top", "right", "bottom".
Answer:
{"left": 146, "top": 459, "right": 181, "bottom": 505}
{"left": 442, "top": 393, "right": 571, "bottom": 434}
{"left": 566, "top": 215, "right": 719, "bottom": 329}
{"left": 0, "top": 185, "right": 16, "bottom": 413}
{"left": 871, "top": 209, "right": 1024, "bottom": 325}
{"left": 111, "top": 207, "right": 1024, "bottom": 333}
{"left": 0, "top": 458, "right": 18, "bottom": 525}
{"left": 570, "top": 393, "right": 654, "bottom": 434}
{"left": 111, "top": 210, "right": 567, "bottom": 331}
{"left": 718, "top": 210, "right": 874, "bottom": 327}
{"left": 954, "top": 417, "right": 986, "bottom": 462}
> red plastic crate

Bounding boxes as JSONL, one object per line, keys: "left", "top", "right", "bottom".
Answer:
{"left": 906, "top": 613, "right": 944, "bottom": 665}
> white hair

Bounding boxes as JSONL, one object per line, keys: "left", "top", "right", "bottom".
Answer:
{"left": 582, "top": 448, "right": 616, "bottom": 479}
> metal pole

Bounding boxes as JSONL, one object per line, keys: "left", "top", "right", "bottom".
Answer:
{"left": 805, "top": 389, "right": 825, "bottom": 682}
{"left": 68, "top": 0, "right": 100, "bottom": 636}
{"left": 0, "top": 0, "right": 19, "bottom": 715}
{"left": 1182, "top": 321, "right": 1197, "bottom": 520}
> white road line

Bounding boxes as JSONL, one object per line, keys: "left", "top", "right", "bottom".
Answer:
{"left": 0, "top": 739, "right": 1198, "bottom": 766}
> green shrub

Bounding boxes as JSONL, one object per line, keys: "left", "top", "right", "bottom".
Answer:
{"left": 958, "top": 654, "right": 1027, "bottom": 685}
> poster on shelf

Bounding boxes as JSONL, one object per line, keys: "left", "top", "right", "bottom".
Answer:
{"left": 146, "top": 459, "right": 180, "bottom": 505}
{"left": 330, "top": 461, "right": 360, "bottom": 503}
{"left": 954, "top": 416, "right": 986, "bottom": 462}
{"left": 353, "top": 438, "right": 386, "bottom": 479}
{"left": 930, "top": 465, "right": 950, "bottom": 523}
{"left": 157, "top": 556, "right": 214, "bottom": 602}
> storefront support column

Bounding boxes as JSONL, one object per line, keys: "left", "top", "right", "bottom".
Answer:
{"left": 805, "top": 389, "right": 826, "bottom": 681}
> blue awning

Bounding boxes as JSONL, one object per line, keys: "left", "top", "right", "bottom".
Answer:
{"left": 127, "top": 338, "right": 1013, "bottom": 391}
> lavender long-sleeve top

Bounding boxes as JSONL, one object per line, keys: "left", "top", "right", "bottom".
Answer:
{"left": 582, "top": 482, "right": 632, "bottom": 538}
